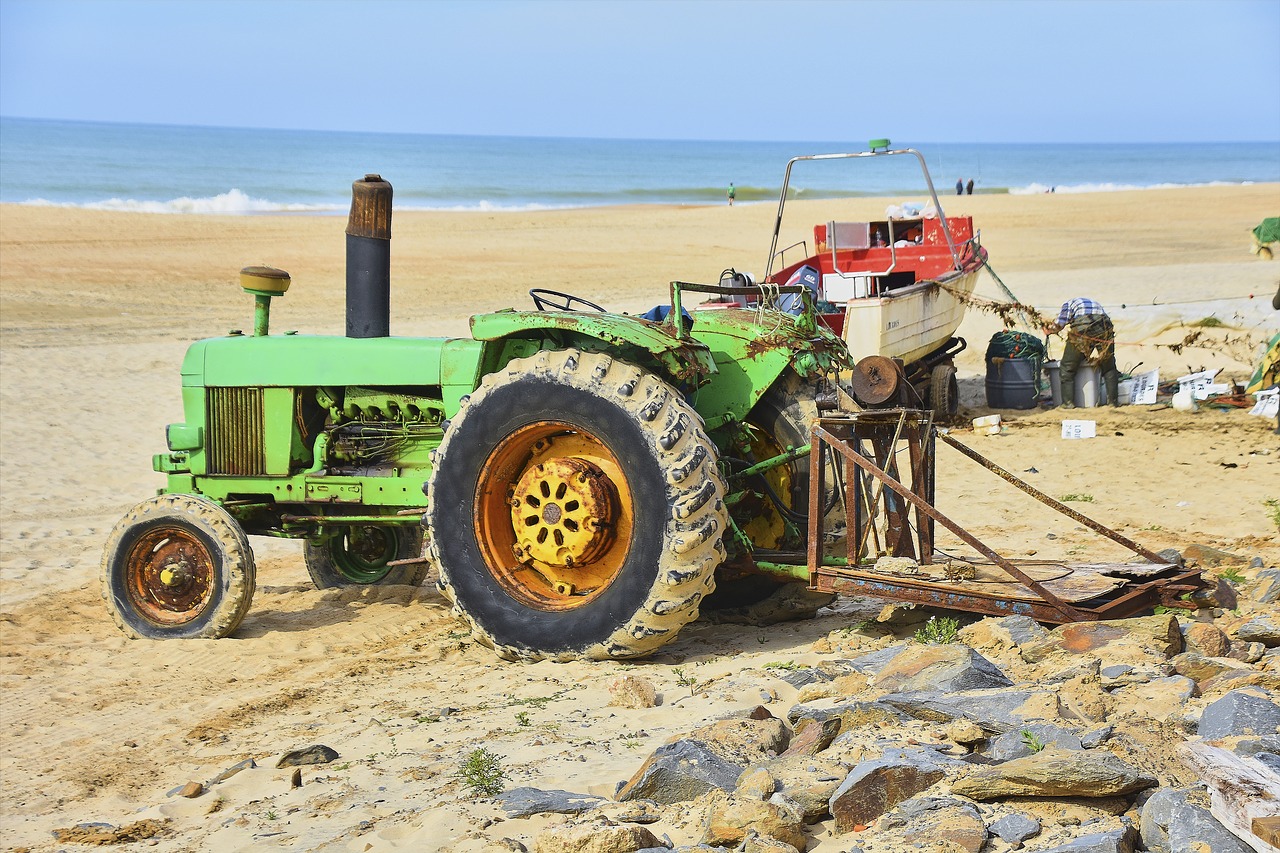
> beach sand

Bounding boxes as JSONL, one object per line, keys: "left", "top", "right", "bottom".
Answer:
{"left": 1, "top": 185, "right": 1278, "bottom": 851}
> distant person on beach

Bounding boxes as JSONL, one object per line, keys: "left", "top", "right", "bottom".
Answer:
{"left": 955, "top": 178, "right": 963, "bottom": 196}
{"left": 727, "top": 183, "right": 735, "bottom": 206}
{"left": 1043, "top": 297, "right": 1120, "bottom": 408}
{"left": 966, "top": 179, "right": 974, "bottom": 195}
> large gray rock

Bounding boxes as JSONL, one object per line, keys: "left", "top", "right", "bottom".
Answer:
{"left": 496, "top": 787, "right": 605, "bottom": 818}
{"left": 845, "top": 643, "right": 911, "bottom": 675}
{"left": 1236, "top": 614, "right": 1280, "bottom": 647}
{"left": 1197, "top": 688, "right": 1280, "bottom": 739}
{"left": 1249, "top": 568, "right": 1280, "bottom": 603}
{"left": 878, "top": 688, "right": 1062, "bottom": 734}
{"left": 617, "top": 739, "right": 745, "bottom": 804}
{"left": 786, "top": 700, "right": 903, "bottom": 735}
{"left": 881, "top": 797, "right": 987, "bottom": 853}
{"left": 986, "top": 722, "right": 1083, "bottom": 761}
{"left": 872, "top": 643, "right": 1013, "bottom": 693}
{"left": 1140, "top": 787, "right": 1253, "bottom": 853}
{"left": 990, "top": 813, "right": 1042, "bottom": 844}
{"left": 759, "top": 754, "right": 847, "bottom": 823}
{"left": 950, "top": 747, "right": 1157, "bottom": 801}
{"left": 829, "top": 752, "right": 947, "bottom": 831}
{"left": 1033, "top": 825, "right": 1138, "bottom": 853}
{"left": 1021, "top": 614, "right": 1183, "bottom": 664}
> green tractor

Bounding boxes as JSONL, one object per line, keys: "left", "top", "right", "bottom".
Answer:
{"left": 101, "top": 175, "right": 850, "bottom": 661}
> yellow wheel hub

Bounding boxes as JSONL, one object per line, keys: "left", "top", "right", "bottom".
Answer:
{"left": 510, "top": 456, "right": 614, "bottom": 568}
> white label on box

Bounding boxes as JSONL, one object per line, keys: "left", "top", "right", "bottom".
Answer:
{"left": 1062, "top": 420, "right": 1096, "bottom": 439}
{"left": 1128, "top": 368, "right": 1159, "bottom": 405}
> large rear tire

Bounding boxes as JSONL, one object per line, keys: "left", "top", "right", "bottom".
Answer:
{"left": 303, "top": 525, "right": 426, "bottom": 588}
{"left": 426, "top": 349, "right": 727, "bottom": 662}
{"left": 101, "top": 494, "right": 256, "bottom": 639}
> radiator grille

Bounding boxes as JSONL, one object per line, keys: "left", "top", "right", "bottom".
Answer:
{"left": 207, "top": 387, "right": 266, "bottom": 475}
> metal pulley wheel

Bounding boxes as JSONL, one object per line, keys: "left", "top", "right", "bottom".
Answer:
{"left": 850, "top": 355, "right": 904, "bottom": 407}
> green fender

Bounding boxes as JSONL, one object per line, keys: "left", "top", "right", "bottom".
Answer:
{"left": 469, "top": 310, "right": 717, "bottom": 389}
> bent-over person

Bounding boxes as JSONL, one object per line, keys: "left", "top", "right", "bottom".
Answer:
{"left": 1044, "top": 297, "right": 1120, "bottom": 408}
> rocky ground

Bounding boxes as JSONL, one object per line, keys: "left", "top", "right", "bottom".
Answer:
{"left": 15, "top": 559, "right": 1277, "bottom": 853}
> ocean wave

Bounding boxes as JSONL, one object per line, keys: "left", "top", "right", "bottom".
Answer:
{"left": 1008, "top": 180, "right": 1256, "bottom": 195}
{"left": 18, "top": 188, "right": 342, "bottom": 214}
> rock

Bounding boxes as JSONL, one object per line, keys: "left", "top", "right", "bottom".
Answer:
{"left": 1172, "top": 651, "right": 1251, "bottom": 685}
{"left": 702, "top": 584, "right": 836, "bottom": 626}
{"left": 1197, "top": 688, "right": 1280, "bottom": 739}
{"left": 946, "top": 719, "right": 988, "bottom": 745}
{"left": 1110, "top": 675, "right": 1197, "bottom": 712}
{"left": 787, "top": 700, "right": 902, "bottom": 735}
{"left": 1189, "top": 577, "right": 1239, "bottom": 610}
{"left": 1140, "top": 787, "right": 1254, "bottom": 853}
{"left": 829, "top": 752, "right": 948, "bottom": 832}
{"left": 743, "top": 835, "right": 802, "bottom": 853}
{"left": 1182, "top": 623, "right": 1231, "bottom": 657}
{"left": 772, "top": 667, "right": 832, "bottom": 690}
{"left": 1183, "top": 544, "right": 1248, "bottom": 567}
{"left": 1249, "top": 568, "right": 1280, "bottom": 603}
{"left": 762, "top": 754, "right": 847, "bottom": 823}
{"left": 888, "top": 797, "right": 987, "bottom": 853}
{"left": 878, "top": 688, "right": 1062, "bottom": 734}
{"left": 617, "top": 739, "right": 745, "bottom": 804}
{"left": 950, "top": 748, "right": 1157, "bottom": 800}
{"left": 496, "top": 787, "right": 606, "bottom": 818}
{"left": 1236, "top": 615, "right": 1280, "bottom": 647}
{"left": 986, "top": 723, "right": 1083, "bottom": 760}
{"left": 845, "top": 643, "right": 912, "bottom": 675}
{"left": 1022, "top": 614, "right": 1182, "bottom": 665}
{"left": 702, "top": 792, "right": 806, "bottom": 851}
{"left": 176, "top": 781, "right": 203, "bottom": 798}
{"left": 208, "top": 758, "right": 256, "bottom": 785}
{"left": 686, "top": 716, "right": 789, "bottom": 765}
{"left": 609, "top": 676, "right": 658, "bottom": 709}
{"left": 532, "top": 818, "right": 664, "bottom": 853}
{"left": 1058, "top": 675, "right": 1112, "bottom": 724}
{"left": 1226, "top": 641, "right": 1266, "bottom": 663}
{"left": 990, "top": 813, "right": 1042, "bottom": 844}
{"left": 872, "top": 643, "right": 1014, "bottom": 693}
{"left": 736, "top": 767, "right": 777, "bottom": 800}
{"left": 1033, "top": 825, "right": 1138, "bottom": 853}
{"left": 1079, "top": 725, "right": 1113, "bottom": 748}
{"left": 780, "top": 717, "right": 839, "bottom": 757}
{"left": 276, "top": 744, "right": 339, "bottom": 767}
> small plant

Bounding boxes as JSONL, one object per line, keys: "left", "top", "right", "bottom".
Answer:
{"left": 1020, "top": 729, "right": 1046, "bottom": 753}
{"left": 672, "top": 666, "right": 699, "bottom": 696}
{"left": 1059, "top": 493, "right": 1095, "bottom": 503}
{"left": 762, "top": 660, "right": 803, "bottom": 671}
{"left": 265, "top": 810, "right": 278, "bottom": 821}
{"left": 914, "top": 615, "right": 960, "bottom": 645}
{"left": 515, "top": 711, "right": 531, "bottom": 727}
{"left": 456, "top": 747, "right": 507, "bottom": 797}
{"left": 1218, "top": 567, "right": 1245, "bottom": 584}
{"left": 1266, "top": 498, "right": 1280, "bottom": 530}
{"left": 1190, "top": 316, "right": 1225, "bottom": 328}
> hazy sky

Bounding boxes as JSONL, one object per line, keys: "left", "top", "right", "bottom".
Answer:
{"left": 2, "top": 0, "right": 1278, "bottom": 142}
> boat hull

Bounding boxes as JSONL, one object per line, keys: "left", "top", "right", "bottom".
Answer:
{"left": 841, "top": 268, "right": 978, "bottom": 365}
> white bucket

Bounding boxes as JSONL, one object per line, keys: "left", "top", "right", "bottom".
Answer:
{"left": 1074, "top": 364, "right": 1101, "bottom": 407}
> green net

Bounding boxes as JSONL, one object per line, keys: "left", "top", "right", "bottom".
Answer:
{"left": 986, "top": 331, "right": 1047, "bottom": 392}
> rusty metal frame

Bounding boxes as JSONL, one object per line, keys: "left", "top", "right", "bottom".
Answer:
{"left": 801, "top": 410, "right": 1203, "bottom": 623}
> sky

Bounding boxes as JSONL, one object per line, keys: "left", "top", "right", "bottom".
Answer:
{"left": 1, "top": 0, "right": 1278, "bottom": 143}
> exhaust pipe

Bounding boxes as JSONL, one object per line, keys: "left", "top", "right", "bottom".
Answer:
{"left": 346, "top": 174, "right": 392, "bottom": 338}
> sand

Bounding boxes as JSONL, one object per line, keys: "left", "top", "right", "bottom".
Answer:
{"left": 1, "top": 185, "right": 1278, "bottom": 851}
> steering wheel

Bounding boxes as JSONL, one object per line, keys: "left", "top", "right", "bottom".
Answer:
{"left": 530, "top": 288, "right": 606, "bottom": 313}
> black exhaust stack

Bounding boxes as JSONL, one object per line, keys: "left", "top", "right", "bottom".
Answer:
{"left": 346, "top": 174, "right": 393, "bottom": 338}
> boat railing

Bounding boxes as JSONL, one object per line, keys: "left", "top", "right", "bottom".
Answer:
{"left": 764, "top": 142, "right": 963, "bottom": 284}
{"left": 770, "top": 239, "right": 809, "bottom": 273}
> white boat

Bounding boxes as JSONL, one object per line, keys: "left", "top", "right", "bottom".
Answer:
{"left": 763, "top": 141, "right": 986, "bottom": 414}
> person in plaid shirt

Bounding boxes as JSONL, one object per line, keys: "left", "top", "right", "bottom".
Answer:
{"left": 1044, "top": 297, "right": 1120, "bottom": 408}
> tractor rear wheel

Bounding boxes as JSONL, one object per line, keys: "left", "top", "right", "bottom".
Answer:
{"left": 101, "top": 494, "right": 255, "bottom": 639}
{"left": 426, "top": 349, "right": 727, "bottom": 662}
{"left": 304, "top": 526, "right": 426, "bottom": 588}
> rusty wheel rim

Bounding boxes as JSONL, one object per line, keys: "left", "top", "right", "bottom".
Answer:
{"left": 740, "top": 426, "right": 793, "bottom": 549}
{"left": 124, "top": 525, "right": 215, "bottom": 626}
{"left": 475, "top": 422, "right": 632, "bottom": 610}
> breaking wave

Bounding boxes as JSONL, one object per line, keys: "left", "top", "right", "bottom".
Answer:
{"left": 19, "top": 188, "right": 342, "bottom": 215}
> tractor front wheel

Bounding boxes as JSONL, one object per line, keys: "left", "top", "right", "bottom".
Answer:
{"left": 426, "top": 349, "right": 727, "bottom": 662}
{"left": 303, "top": 525, "right": 426, "bottom": 588}
{"left": 101, "top": 494, "right": 256, "bottom": 639}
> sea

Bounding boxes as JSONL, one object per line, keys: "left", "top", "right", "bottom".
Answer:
{"left": 2, "top": 117, "right": 1278, "bottom": 214}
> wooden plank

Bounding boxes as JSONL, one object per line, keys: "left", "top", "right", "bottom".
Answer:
{"left": 1179, "top": 743, "right": 1280, "bottom": 853}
